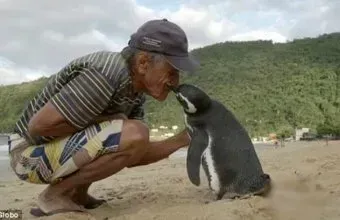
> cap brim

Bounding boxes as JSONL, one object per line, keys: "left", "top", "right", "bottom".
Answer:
{"left": 165, "top": 54, "right": 200, "bottom": 74}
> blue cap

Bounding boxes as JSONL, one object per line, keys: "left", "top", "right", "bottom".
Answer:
{"left": 128, "top": 19, "right": 200, "bottom": 74}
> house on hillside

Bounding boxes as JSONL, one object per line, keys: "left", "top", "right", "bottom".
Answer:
{"left": 295, "top": 128, "right": 310, "bottom": 140}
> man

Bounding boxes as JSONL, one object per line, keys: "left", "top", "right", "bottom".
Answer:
{"left": 8, "top": 18, "right": 199, "bottom": 216}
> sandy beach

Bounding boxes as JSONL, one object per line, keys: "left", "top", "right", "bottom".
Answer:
{"left": 0, "top": 140, "right": 340, "bottom": 220}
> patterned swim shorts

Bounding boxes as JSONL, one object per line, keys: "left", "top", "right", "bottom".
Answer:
{"left": 8, "top": 120, "right": 123, "bottom": 184}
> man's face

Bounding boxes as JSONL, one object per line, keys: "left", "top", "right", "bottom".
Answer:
{"left": 139, "top": 54, "right": 180, "bottom": 101}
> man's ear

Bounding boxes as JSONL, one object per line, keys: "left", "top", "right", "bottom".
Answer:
{"left": 136, "top": 51, "right": 151, "bottom": 76}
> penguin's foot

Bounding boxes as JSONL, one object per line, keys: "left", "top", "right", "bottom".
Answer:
{"left": 216, "top": 191, "right": 257, "bottom": 201}
{"left": 213, "top": 187, "right": 269, "bottom": 202}
{"left": 216, "top": 192, "right": 240, "bottom": 200}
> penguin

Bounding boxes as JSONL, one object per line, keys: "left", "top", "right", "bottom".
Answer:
{"left": 168, "top": 83, "right": 271, "bottom": 200}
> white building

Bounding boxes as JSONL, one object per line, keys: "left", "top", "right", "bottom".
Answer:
{"left": 295, "top": 128, "right": 310, "bottom": 141}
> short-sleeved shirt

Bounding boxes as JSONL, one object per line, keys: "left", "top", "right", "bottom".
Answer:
{"left": 13, "top": 50, "right": 146, "bottom": 145}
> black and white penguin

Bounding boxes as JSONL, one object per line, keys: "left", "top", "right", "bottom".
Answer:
{"left": 168, "top": 83, "right": 271, "bottom": 200}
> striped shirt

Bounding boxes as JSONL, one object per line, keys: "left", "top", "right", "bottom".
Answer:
{"left": 14, "top": 50, "right": 145, "bottom": 145}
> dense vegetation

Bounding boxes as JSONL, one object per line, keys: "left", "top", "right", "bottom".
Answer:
{"left": 1, "top": 33, "right": 340, "bottom": 138}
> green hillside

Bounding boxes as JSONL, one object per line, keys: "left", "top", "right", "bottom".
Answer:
{"left": 1, "top": 33, "right": 340, "bottom": 137}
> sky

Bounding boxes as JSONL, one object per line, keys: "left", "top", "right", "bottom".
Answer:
{"left": 1, "top": 0, "right": 339, "bottom": 85}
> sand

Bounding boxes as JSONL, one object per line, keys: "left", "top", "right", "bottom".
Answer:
{"left": 0, "top": 140, "right": 340, "bottom": 220}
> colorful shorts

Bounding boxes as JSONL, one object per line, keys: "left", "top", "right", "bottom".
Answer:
{"left": 8, "top": 120, "right": 123, "bottom": 184}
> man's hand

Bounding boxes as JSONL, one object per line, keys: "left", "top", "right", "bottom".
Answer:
{"left": 166, "top": 128, "right": 191, "bottom": 148}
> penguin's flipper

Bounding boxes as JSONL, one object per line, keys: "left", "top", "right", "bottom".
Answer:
{"left": 187, "top": 128, "right": 209, "bottom": 186}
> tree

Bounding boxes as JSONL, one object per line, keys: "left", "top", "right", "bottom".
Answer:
{"left": 316, "top": 113, "right": 340, "bottom": 145}
{"left": 276, "top": 126, "right": 294, "bottom": 147}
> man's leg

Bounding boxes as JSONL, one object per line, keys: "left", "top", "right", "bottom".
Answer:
{"left": 35, "top": 119, "right": 150, "bottom": 215}
{"left": 69, "top": 126, "right": 190, "bottom": 209}
{"left": 69, "top": 127, "right": 190, "bottom": 209}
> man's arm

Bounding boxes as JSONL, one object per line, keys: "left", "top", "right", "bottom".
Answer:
{"left": 28, "top": 107, "right": 127, "bottom": 137}
{"left": 28, "top": 102, "right": 79, "bottom": 137}
{"left": 94, "top": 113, "right": 128, "bottom": 123}
{"left": 125, "top": 96, "right": 191, "bottom": 167}
{"left": 28, "top": 66, "right": 116, "bottom": 138}
{"left": 128, "top": 128, "right": 190, "bottom": 167}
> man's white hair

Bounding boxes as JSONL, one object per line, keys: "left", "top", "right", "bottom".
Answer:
{"left": 121, "top": 46, "right": 166, "bottom": 66}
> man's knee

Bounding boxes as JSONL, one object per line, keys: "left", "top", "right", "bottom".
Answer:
{"left": 119, "top": 120, "right": 149, "bottom": 153}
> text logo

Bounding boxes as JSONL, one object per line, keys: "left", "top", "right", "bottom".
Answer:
{"left": 0, "top": 210, "right": 22, "bottom": 220}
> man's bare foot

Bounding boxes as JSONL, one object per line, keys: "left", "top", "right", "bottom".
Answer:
{"left": 30, "top": 186, "right": 86, "bottom": 217}
{"left": 70, "top": 189, "right": 106, "bottom": 209}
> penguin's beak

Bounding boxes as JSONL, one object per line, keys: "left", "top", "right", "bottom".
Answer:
{"left": 167, "top": 83, "right": 178, "bottom": 93}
